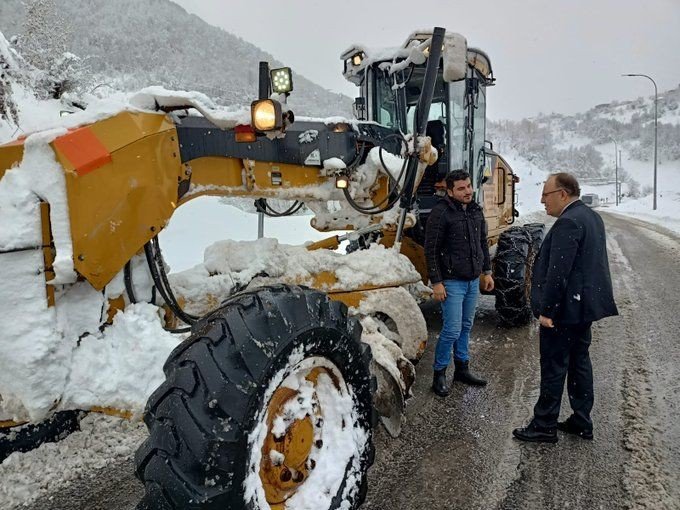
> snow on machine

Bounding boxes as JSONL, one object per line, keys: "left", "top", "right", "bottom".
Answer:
{"left": 0, "top": 27, "right": 542, "bottom": 509}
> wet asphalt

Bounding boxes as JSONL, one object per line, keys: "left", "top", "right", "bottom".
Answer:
{"left": 24, "top": 212, "right": 680, "bottom": 510}
{"left": 364, "top": 212, "right": 680, "bottom": 510}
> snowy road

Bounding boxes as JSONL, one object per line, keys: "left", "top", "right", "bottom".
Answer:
{"left": 11, "top": 212, "right": 680, "bottom": 510}
{"left": 364, "top": 212, "right": 680, "bottom": 510}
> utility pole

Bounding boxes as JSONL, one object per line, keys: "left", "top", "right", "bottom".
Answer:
{"left": 622, "top": 73, "right": 658, "bottom": 210}
{"left": 618, "top": 149, "right": 622, "bottom": 205}
{"left": 609, "top": 137, "right": 619, "bottom": 206}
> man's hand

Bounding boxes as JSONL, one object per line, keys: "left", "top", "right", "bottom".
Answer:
{"left": 480, "top": 274, "right": 495, "bottom": 292}
{"left": 539, "top": 315, "right": 554, "bottom": 328}
{"left": 432, "top": 282, "right": 447, "bottom": 302}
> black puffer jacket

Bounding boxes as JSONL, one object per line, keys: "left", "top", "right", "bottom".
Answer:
{"left": 424, "top": 196, "right": 491, "bottom": 283}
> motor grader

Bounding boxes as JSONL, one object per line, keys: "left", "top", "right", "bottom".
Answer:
{"left": 0, "top": 27, "right": 541, "bottom": 509}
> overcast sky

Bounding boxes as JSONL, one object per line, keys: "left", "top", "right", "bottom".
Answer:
{"left": 172, "top": 0, "right": 679, "bottom": 120}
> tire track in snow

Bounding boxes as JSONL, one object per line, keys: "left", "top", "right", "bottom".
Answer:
{"left": 606, "top": 231, "right": 675, "bottom": 510}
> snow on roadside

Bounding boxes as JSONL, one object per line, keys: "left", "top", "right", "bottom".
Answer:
{"left": 607, "top": 193, "right": 680, "bottom": 237}
{"left": 0, "top": 414, "right": 146, "bottom": 509}
{"left": 500, "top": 147, "right": 680, "bottom": 236}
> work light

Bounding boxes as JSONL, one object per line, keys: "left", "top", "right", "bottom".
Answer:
{"left": 270, "top": 67, "right": 293, "bottom": 94}
{"left": 251, "top": 99, "right": 283, "bottom": 131}
{"left": 335, "top": 175, "right": 350, "bottom": 189}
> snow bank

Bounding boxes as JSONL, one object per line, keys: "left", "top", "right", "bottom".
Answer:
{"left": 0, "top": 414, "right": 146, "bottom": 509}
{"left": 0, "top": 257, "right": 182, "bottom": 421}
{"left": 0, "top": 130, "right": 76, "bottom": 420}
{"left": 61, "top": 303, "right": 182, "bottom": 413}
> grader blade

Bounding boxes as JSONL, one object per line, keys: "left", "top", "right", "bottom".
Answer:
{"left": 360, "top": 317, "right": 417, "bottom": 437}
{"left": 351, "top": 286, "right": 428, "bottom": 362}
{"left": 370, "top": 358, "right": 405, "bottom": 437}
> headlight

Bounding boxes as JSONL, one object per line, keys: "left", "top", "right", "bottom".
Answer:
{"left": 352, "top": 52, "right": 364, "bottom": 66}
{"left": 270, "top": 67, "right": 293, "bottom": 94}
{"left": 251, "top": 99, "right": 283, "bottom": 131}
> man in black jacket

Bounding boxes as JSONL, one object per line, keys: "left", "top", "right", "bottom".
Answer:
{"left": 425, "top": 170, "right": 495, "bottom": 397}
{"left": 513, "top": 173, "right": 618, "bottom": 443}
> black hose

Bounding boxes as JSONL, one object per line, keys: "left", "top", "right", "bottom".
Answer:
{"left": 255, "top": 199, "right": 304, "bottom": 217}
{"left": 342, "top": 133, "right": 409, "bottom": 215}
{"left": 124, "top": 261, "right": 137, "bottom": 304}
{"left": 0, "top": 245, "right": 49, "bottom": 254}
{"left": 150, "top": 237, "right": 196, "bottom": 318}
{"left": 144, "top": 240, "right": 197, "bottom": 326}
{"left": 151, "top": 237, "right": 198, "bottom": 323}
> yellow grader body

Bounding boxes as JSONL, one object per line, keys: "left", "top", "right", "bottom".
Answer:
{"left": 0, "top": 27, "right": 536, "bottom": 510}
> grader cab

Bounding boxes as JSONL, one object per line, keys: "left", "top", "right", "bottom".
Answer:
{"left": 0, "top": 27, "right": 541, "bottom": 509}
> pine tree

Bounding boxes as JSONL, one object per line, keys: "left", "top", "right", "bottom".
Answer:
{"left": 18, "top": 0, "right": 85, "bottom": 99}
{"left": 0, "top": 31, "right": 19, "bottom": 125}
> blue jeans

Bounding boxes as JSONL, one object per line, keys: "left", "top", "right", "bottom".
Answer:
{"left": 433, "top": 278, "right": 480, "bottom": 371}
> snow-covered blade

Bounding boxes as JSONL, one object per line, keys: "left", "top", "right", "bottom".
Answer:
{"left": 169, "top": 237, "right": 422, "bottom": 316}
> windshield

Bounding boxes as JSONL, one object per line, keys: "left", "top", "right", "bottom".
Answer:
{"left": 448, "top": 80, "right": 466, "bottom": 171}
{"left": 370, "top": 63, "right": 488, "bottom": 188}
{"left": 374, "top": 68, "right": 400, "bottom": 129}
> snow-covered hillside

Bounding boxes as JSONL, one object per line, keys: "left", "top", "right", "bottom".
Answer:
{"left": 488, "top": 83, "right": 680, "bottom": 235}
{"left": 501, "top": 146, "right": 680, "bottom": 237}
{"left": 0, "top": 0, "right": 353, "bottom": 118}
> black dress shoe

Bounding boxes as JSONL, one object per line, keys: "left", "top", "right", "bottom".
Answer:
{"left": 557, "top": 420, "right": 593, "bottom": 440}
{"left": 512, "top": 422, "right": 558, "bottom": 443}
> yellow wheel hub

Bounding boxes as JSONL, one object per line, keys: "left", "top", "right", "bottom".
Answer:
{"left": 260, "top": 367, "right": 334, "bottom": 507}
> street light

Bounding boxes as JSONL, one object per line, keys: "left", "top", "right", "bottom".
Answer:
{"left": 622, "top": 73, "right": 658, "bottom": 210}
{"left": 609, "top": 136, "right": 620, "bottom": 206}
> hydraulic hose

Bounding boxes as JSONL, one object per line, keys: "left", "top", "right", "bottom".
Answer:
{"left": 144, "top": 238, "right": 197, "bottom": 327}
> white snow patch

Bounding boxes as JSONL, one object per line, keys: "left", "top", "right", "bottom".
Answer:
{"left": 0, "top": 130, "right": 75, "bottom": 283}
{"left": 129, "top": 86, "right": 250, "bottom": 129}
{"left": 298, "top": 130, "right": 319, "bottom": 144}
{"left": 61, "top": 303, "right": 182, "bottom": 413}
{"left": 322, "top": 157, "right": 347, "bottom": 170}
{"left": 0, "top": 414, "right": 146, "bottom": 509}
{"left": 170, "top": 238, "right": 421, "bottom": 315}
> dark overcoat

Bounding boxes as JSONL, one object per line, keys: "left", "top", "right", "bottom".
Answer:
{"left": 425, "top": 196, "right": 491, "bottom": 283}
{"left": 531, "top": 200, "right": 618, "bottom": 324}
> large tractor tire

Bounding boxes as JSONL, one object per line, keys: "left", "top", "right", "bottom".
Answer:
{"left": 135, "top": 285, "right": 375, "bottom": 510}
{"left": 493, "top": 224, "right": 545, "bottom": 327}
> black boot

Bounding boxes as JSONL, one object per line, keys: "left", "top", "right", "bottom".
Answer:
{"left": 432, "top": 368, "right": 450, "bottom": 397}
{"left": 453, "top": 360, "right": 487, "bottom": 386}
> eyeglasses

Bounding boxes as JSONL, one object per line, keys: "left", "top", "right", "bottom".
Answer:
{"left": 541, "top": 188, "right": 565, "bottom": 198}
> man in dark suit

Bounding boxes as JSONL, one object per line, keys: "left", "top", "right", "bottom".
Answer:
{"left": 513, "top": 173, "right": 618, "bottom": 443}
